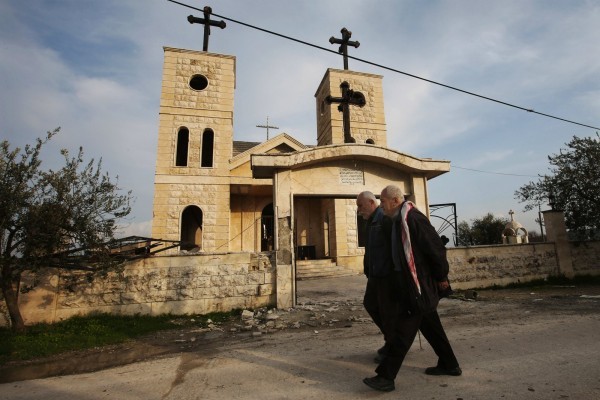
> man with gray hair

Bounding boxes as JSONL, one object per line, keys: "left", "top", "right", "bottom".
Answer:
{"left": 356, "top": 191, "right": 393, "bottom": 362}
{"left": 363, "top": 185, "right": 460, "bottom": 392}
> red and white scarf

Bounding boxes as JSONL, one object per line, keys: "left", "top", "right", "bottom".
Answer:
{"left": 400, "top": 201, "right": 421, "bottom": 295}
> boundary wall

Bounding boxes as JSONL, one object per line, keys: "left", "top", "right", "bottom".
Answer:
{"left": 1, "top": 241, "right": 599, "bottom": 327}
{"left": 448, "top": 241, "right": 600, "bottom": 289}
{"left": 2, "top": 252, "right": 275, "bottom": 327}
{"left": 447, "top": 243, "right": 558, "bottom": 289}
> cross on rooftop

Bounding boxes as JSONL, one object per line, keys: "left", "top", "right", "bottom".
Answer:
{"left": 187, "top": 6, "right": 226, "bottom": 52}
{"left": 329, "top": 27, "right": 360, "bottom": 70}
{"left": 256, "top": 116, "right": 279, "bottom": 140}
{"left": 326, "top": 81, "right": 366, "bottom": 143}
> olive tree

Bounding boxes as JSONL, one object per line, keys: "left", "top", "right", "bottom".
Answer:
{"left": 515, "top": 134, "right": 600, "bottom": 240}
{"left": 456, "top": 213, "right": 509, "bottom": 246}
{"left": 0, "top": 129, "right": 132, "bottom": 332}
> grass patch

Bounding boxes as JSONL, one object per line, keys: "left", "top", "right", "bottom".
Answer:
{"left": 0, "top": 310, "right": 240, "bottom": 365}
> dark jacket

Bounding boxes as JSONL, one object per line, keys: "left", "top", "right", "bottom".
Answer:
{"left": 363, "top": 207, "right": 393, "bottom": 278}
{"left": 391, "top": 203, "right": 449, "bottom": 313}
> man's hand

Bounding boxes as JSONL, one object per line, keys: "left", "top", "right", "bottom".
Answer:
{"left": 437, "top": 280, "right": 450, "bottom": 291}
{"left": 437, "top": 279, "right": 453, "bottom": 298}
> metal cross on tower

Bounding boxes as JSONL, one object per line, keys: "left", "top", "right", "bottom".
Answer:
{"left": 326, "top": 81, "right": 366, "bottom": 143}
{"left": 329, "top": 27, "right": 360, "bottom": 70}
{"left": 256, "top": 116, "right": 279, "bottom": 140}
{"left": 187, "top": 6, "right": 226, "bottom": 52}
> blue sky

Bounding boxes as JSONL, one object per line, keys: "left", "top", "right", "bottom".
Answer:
{"left": 1, "top": 0, "right": 599, "bottom": 241}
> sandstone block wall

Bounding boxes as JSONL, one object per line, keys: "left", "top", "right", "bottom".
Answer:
{"left": 446, "top": 243, "right": 559, "bottom": 289}
{"left": 2, "top": 252, "right": 275, "bottom": 327}
{"left": 570, "top": 240, "right": 600, "bottom": 276}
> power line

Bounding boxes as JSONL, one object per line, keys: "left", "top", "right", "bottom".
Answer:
{"left": 165, "top": 0, "right": 600, "bottom": 131}
{"left": 452, "top": 165, "right": 540, "bottom": 178}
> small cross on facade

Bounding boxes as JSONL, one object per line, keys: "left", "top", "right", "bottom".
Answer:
{"left": 256, "top": 116, "right": 279, "bottom": 140}
{"left": 329, "top": 27, "right": 360, "bottom": 70}
{"left": 187, "top": 6, "right": 226, "bottom": 52}
{"left": 326, "top": 81, "right": 366, "bottom": 143}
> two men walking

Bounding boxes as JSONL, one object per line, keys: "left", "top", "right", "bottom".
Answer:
{"left": 357, "top": 185, "right": 461, "bottom": 392}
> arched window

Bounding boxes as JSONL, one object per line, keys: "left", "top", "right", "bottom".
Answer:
{"left": 201, "top": 129, "right": 214, "bottom": 167}
{"left": 176, "top": 127, "right": 189, "bottom": 167}
{"left": 181, "top": 205, "right": 203, "bottom": 250}
{"left": 261, "top": 203, "right": 274, "bottom": 251}
{"left": 366, "top": 139, "right": 375, "bottom": 144}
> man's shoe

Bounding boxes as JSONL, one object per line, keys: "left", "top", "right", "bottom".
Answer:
{"left": 363, "top": 375, "right": 395, "bottom": 392}
{"left": 425, "top": 366, "right": 462, "bottom": 376}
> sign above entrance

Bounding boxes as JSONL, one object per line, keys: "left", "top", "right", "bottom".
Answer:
{"left": 340, "top": 167, "right": 364, "bottom": 185}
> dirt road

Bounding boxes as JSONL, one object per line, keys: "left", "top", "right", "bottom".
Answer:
{"left": 1, "top": 275, "right": 599, "bottom": 399}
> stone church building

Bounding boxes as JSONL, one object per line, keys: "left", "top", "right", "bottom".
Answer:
{"left": 150, "top": 46, "right": 450, "bottom": 290}
{"left": 8, "top": 39, "right": 599, "bottom": 328}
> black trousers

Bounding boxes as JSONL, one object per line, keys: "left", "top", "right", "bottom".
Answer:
{"left": 363, "top": 275, "right": 400, "bottom": 345}
{"left": 420, "top": 311, "right": 459, "bottom": 370}
{"left": 370, "top": 278, "right": 459, "bottom": 380}
{"left": 363, "top": 276, "right": 386, "bottom": 336}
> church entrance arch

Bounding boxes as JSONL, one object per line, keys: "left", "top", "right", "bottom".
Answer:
{"left": 181, "top": 205, "right": 203, "bottom": 250}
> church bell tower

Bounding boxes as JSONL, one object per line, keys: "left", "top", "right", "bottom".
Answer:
{"left": 151, "top": 47, "right": 236, "bottom": 252}
{"left": 314, "top": 27, "right": 387, "bottom": 147}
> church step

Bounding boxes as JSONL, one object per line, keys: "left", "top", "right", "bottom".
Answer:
{"left": 295, "top": 259, "right": 358, "bottom": 280}
{"left": 296, "top": 258, "right": 336, "bottom": 267}
{"left": 297, "top": 270, "right": 357, "bottom": 280}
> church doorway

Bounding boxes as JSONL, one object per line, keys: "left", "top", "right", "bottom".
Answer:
{"left": 292, "top": 194, "right": 362, "bottom": 303}
{"left": 180, "top": 205, "right": 203, "bottom": 250}
{"left": 294, "top": 197, "right": 330, "bottom": 260}
{"left": 261, "top": 203, "right": 274, "bottom": 251}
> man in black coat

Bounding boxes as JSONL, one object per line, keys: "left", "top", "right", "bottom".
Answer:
{"left": 363, "top": 185, "right": 461, "bottom": 392}
{"left": 356, "top": 191, "right": 393, "bottom": 361}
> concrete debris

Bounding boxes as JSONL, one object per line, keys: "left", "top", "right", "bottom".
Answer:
{"left": 241, "top": 309, "right": 254, "bottom": 320}
{"left": 220, "top": 300, "right": 371, "bottom": 335}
